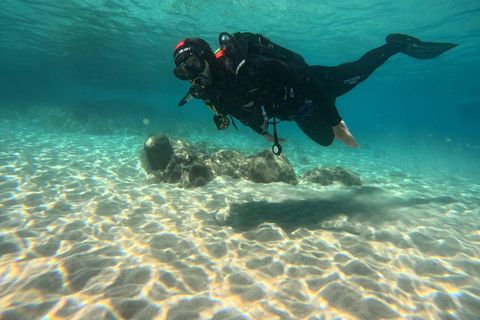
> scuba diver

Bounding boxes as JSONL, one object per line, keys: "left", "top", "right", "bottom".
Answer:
{"left": 173, "top": 32, "right": 458, "bottom": 155}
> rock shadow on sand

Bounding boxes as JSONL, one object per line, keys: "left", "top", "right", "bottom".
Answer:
{"left": 220, "top": 186, "right": 458, "bottom": 234}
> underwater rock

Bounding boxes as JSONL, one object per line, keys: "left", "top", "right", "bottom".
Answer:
{"left": 142, "top": 134, "right": 173, "bottom": 172}
{"left": 165, "top": 155, "right": 213, "bottom": 188}
{"left": 244, "top": 149, "right": 298, "bottom": 185}
{"left": 142, "top": 135, "right": 213, "bottom": 188}
{"left": 207, "top": 149, "right": 247, "bottom": 179}
{"left": 301, "top": 166, "right": 362, "bottom": 186}
{"left": 140, "top": 135, "right": 363, "bottom": 189}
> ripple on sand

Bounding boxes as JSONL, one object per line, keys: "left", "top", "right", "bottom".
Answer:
{"left": 165, "top": 295, "right": 217, "bottom": 320}
{"left": 0, "top": 242, "right": 19, "bottom": 257}
{"left": 1, "top": 300, "right": 58, "bottom": 320}
{"left": 151, "top": 248, "right": 177, "bottom": 263}
{"left": 16, "top": 229, "right": 38, "bottom": 238}
{"left": 57, "top": 243, "right": 92, "bottom": 259}
{"left": 288, "top": 302, "right": 315, "bottom": 318}
{"left": 0, "top": 178, "right": 19, "bottom": 194}
{"left": 334, "top": 253, "right": 351, "bottom": 263}
{"left": 24, "top": 193, "right": 44, "bottom": 208}
{"left": 148, "top": 283, "right": 170, "bottom": 301}
{"left": 22, "top": 271, "right": 64, "bottom": 294}
{"left": 65, "top": 190, "right": 98, "bottom": 203}
{"left": 340, "top": 260, "right": 377, "bottom": 277}
{"left": 62, "top": 253, "right": 117, "bottom": 292}
{"left": 286, "top": 267, "right": 307, "bottom": 279}
{"left": 344, "top": 243, "right": 374, "bottom": 258}
{"left": 149, "top": 233, "right": 180, "bottom": 250}
{"left": 370, "top": 230, "right": 412, "bottom": 249}
{"left": 306, "top": 272, "right": 340, "bottom": 292}
{"left": 61, "top": 229, "right": 88, "bottom": 242}
{"left": 45, "top": 201, "right": 73, "bottom": 215}
{"left": 54, "top": 299, "right": 83, "bottom": 318}
{"left": 259, "top": 260, "right": 285, "bottom": 277}
{"left": 33, "top": 238, "right": 60, "bottom": 257}
{"left": 111, "top": 298, "right": 159, "bottom": 320}
{"left": 458, "top": 292, "right": 480, "bottom": 317}
{"left": 397, "top": 277, "right": 419, "bottom": 295}
{"left": 276, "top": 280, "right": 309, "bottom": 302}
{"left": 239, "top": 284, "right": 267, "bottom": 302}
{"left": 158, "top": 270, "right": 190, "bottom": 295}
{"left": 414, "top": 259, "right": 452, "bottom": 277}
{"left": 182, "top": 267, "right": 209, "bottom": 292}
{"left": 242, "top": 225, "right": 285, "bottom": 242}
{"left": 227, "top": 272, "right": 255, "bottom": 286}
{"left": 211, "top": 308, "right": 247, "bottom": 320}
{"left": 320, "top": 282, "right": 400, "bottom": 319}
{"left": 320, "top": 282, "right": 362, "bottom": 312}
{"left": 433, "top": 292, "right": 457, "bottom": 311}
{"left": 94, "top": 200, "right": 125, "bottom": 216}
{"left": 204, "top": 241, "right": 228, "bottom": 258}
{"left": 142, "top": 221, "right": 163, "bottom": 234}
{"left": 281, "top": 252, "right": 331, "bottom": 269}
{"left": 92, "top": 245, "right": 126, "bottom": 257}
{"left": 104, "top": 267, "right": 152, "bottom": 298}
{"left": 0, "top": 213, "right": 10, "bottom": 224}
{"left": 452, "top": 259, "right": 480, "bottom": 277}
{"left": 409, "top": 230, "right": 463, "bottom": 257}
{"left": 63, "top": 220, "right": 85, "bottom": 233}
{"left": 246, "top": 256, "right": 273, "bottom": 269}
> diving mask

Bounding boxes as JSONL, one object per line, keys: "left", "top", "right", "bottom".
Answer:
{"left": 173, "top": 54, "right": 206, "bottom": 81}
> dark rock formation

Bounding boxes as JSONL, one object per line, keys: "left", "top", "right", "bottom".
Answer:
{"left": 141, "top": 135, "right": 214, "bottom": 188}
{"left": 244, "top": 149, "right": 298, "bottom": 185}
{"left": 141, "top": 135, "right": 361, "bottom": 189}
{"left": 207, "top": 149, "right": 246, "bottom": 179}
{"left": 301, "top": 167, "right": 362, "bottom": 186}
{"left": 142, "top": 134, "right": 173, "bottom": 171}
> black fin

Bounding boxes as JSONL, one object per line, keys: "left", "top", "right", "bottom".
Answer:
{"left": 387, "top": 34, "right": 458, "bottom": 59}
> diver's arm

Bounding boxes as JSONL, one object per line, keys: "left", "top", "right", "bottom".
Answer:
{"left": 261, "top": 132, "right": 286, "bottom": 143}
{"left": 237, "top": 117, "right": 287, "bottom": 143}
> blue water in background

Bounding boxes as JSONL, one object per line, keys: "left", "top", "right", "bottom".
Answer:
{"left": 1, "top": 2, "right": 480, "bottom": 318}
{"left": 0, "top": 0, "right": 479, "bottom": 160}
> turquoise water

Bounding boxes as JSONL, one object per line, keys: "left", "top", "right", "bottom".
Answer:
{"left": 1, "top": 0, "right": 479, "bottom": 148}
{"left": 1, "top": 1, "right": 480, "bottom": 319}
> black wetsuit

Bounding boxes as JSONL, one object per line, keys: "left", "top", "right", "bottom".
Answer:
{"left": 203, "top": 42, "right": 401, "bottom": 146}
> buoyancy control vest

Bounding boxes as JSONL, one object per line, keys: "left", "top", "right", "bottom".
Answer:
{"left": 215, "top": 32, "right": 308, "bottom": 73}
{"left": 208, "top": 32, "right": 310, "bottom": 155}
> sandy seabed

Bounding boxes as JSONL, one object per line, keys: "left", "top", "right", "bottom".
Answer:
{"left": 1, "top": 120, "right": 480, "bottom": 320}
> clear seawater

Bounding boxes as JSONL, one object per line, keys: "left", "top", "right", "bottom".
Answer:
{"left": 1, "top": 1, "right": 479, "bottom": 319}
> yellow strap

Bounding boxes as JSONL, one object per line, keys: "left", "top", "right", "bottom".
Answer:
{"left": 207, "top": 105, "right": 219, "bottom": 115}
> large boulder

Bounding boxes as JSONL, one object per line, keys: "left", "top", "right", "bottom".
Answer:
{"left": 142, "top": 134, "right": 213, "bottom": 188}
{"left": 301, "top": 167, "right": 362, "bottom": 186}
{"left": 142, "top": 134, "right": 173, "bottom": 172}
{"left": 207, "top": 149, "right": 247, "bottom": 179}
{"left": 165, "top": 153, "right": 213, "bottom": 188}
{"left": 243, "top": 149, "right": 298, "bottom": 185}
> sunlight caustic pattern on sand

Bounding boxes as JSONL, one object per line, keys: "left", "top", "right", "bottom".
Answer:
{"left": 1, "top": 122, "right": 480, "bottom": 320}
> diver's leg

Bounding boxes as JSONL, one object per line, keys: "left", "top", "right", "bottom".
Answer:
{"left": 310, "top": 43, "right": 400, "bottom": 97}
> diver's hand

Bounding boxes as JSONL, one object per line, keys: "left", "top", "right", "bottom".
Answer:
{"left": 332, "top": 120, "right": 359, "bottom": 148}
{"left": 262, "top": 133, "right": 286, "bottom": 143}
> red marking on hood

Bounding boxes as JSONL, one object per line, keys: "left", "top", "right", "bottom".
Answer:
{"left": 174, "top": 40, "right": 186, "bottom": 52}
